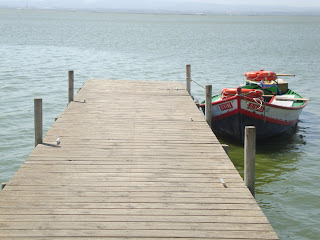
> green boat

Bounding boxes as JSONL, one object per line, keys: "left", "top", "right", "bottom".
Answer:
{"left": 199, "top": 70, "right": 308, "bottom": 140}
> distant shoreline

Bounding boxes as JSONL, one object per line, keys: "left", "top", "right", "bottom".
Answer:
{"left": 1, "top": 6, "right": 320, "bottom": 16}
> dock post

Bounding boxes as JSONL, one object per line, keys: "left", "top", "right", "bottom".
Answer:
{"left": 205, "top": 85, "right": 212, "bottom": 127}
{"left": 34, "top": 98, "right": 43, "bottom": 147}
{"left": 68, "top": 70, "right": 74, "bottom": 104}
{"left": 186, "top": 64, "right": 191, "bottom": 95}
{"left": 244, "top": 126, "right": 256, "bottom": 197}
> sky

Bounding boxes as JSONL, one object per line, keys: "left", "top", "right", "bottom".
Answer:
{"left": 185, "top": 0, "right": 320, "bottom": 7}
{"left": 1, "top": 0, "right": 320, "bottom": 13}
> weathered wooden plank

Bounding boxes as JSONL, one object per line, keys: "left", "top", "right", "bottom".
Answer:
{"left": 18, "top": 163, "right": 237, "bottom": 171}
{"left": 1, "top": 236, "right": 278, "bottom": 240}
{"left": 22, "top": 162, "right": 237, "bottom": 169}
{"left": 27, "top": 155, "right": 227, "bottom": 160}
{"left": 6, "top": 180, "right": 247, "bottom": 188}
{"left": 0, "top": 215, "right": 269, "bottom": 224}
{"left": 11, "top": 171, "right": 243, "bottom": 180}
{"left": 4, "top": 185, "right": 248, "bottom": 193}
{"left": 1, "top": 191, "right": 255, "bottom": 199}
{"left": 0, "top": 238, "right": 278, "bottom": 240}
{"left": 8, "top": 176, "right": 245, "bottom": 185}
{"left": 0, "top": 208, "right": 266, "bottom": 217}
{"left": 0, "top": 229, "right": 278, "bottom": 239}
{"left": 0, "top": 202, "right": 261, "bottom": 210}
{"left": 0, "top": 221, "right": 274, "bottom": 231}
{"left": 0, "top": 196, "right": 258, "bottom": 204}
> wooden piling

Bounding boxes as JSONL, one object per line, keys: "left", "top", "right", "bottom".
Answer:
{"left": 68, "top": 70, "right": 74, "bottom": 104}
{"left": 205, "top": 85, "right": 212, "bottom": 127}
{"left": 186, "top": 64, "right": 191, "bottom": 95}
{"left": 244, "top": 126, "right": 256, "bottom": 197}
{"left": 34, "top": 98, "right": 43, "bottom": 147}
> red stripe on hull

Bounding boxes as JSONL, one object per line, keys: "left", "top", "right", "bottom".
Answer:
{"left": 212, "top": 109, "right": 297, "bottom": 126}
{"left": 240, "top": 109, "right": 298, "bottom": 126}
{"left": 212, "top": 109, "right": 239, "bottom": 121}
{"left": 201, "top": 95, "right": 307, "bottom": 111}
{"left": 211, "top": 96, "right": 301, "bottom": 126}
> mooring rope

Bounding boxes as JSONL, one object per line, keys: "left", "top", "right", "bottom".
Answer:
{"left": 190, "top": 78, "right": 205, "bottom": 89}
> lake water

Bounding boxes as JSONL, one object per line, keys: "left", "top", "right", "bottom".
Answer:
{"left": 1, "top": 9, "right": 319, "bottom": 239}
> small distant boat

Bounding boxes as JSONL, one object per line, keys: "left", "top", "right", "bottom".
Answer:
{"left": 199, "top": 70, "right": 308, "bottom": 140}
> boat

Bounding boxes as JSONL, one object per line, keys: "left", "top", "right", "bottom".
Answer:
{"left": 199, "top": 70, "right": 308, "bottom": 140}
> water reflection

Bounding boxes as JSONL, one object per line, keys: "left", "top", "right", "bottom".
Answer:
{"left": 218, "top": 124, "right": 307, "bottom": 193}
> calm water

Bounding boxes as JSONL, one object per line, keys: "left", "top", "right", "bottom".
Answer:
{"left": 1, "top": 9, "right": 320, "bottom": 239}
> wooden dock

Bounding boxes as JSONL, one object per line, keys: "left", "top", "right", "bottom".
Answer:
{"left": 0, "top": 79, "right": 278, "bottom": 239}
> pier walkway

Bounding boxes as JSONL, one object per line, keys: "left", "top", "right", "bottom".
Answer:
{"left": 0, "top": 80, "right": 278, "bottom": 239}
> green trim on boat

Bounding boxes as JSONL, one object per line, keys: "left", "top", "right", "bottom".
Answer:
{"left": 201, "top": 88, "right": 306, "bottom": 107}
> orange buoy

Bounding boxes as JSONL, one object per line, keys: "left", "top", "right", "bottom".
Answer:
{"left": 221, "top": 88, "right": 264, "bottom": 99}
{"left": 244, "top": 70, "right": 277, "bottom": 81}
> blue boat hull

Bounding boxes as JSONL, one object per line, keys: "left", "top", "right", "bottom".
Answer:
{"left": 199, "top": 94, "right": 305, "bottom": 141}
{"left": 211, "top": 112, "right": 297, "bottom": 141}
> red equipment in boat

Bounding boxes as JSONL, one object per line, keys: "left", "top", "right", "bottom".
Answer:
{"left": 221, "top": 88, "right": 264, "bottom": 99}
{"left": 244, "top": 70, "right": 277, "bottom": 81}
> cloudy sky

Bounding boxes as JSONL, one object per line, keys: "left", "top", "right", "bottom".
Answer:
{"left": 2, "top": 0, "right": 320, "bottom": 12}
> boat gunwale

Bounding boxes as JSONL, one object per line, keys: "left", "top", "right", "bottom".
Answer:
{"left": 199, "top": 94, "right": 307, "bottom": 111}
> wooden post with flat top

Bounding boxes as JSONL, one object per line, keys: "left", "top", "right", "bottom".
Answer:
{"left": 205, "top": 85, "right": 212, "bottom": 128}
{"left": 34, "top": 98, "right": 43, "bottom": 147}
{"left": 186, "top": 64, "right": 191, "bottom": 95}
{"left": 244, "top": 126, "right": 256, "bottom": 197}
{"left": 68, "top": 70, "right": 74, "bottom": 104}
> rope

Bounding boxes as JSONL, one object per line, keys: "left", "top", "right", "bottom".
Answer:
{"left": 252, "top": 97, "right": 264, "bottom": 110}
{"left": 241, "top": 90, "right": 264, "bottom": 111}
{"left": 190, "top": 78, "right": 205, "bottom": 89}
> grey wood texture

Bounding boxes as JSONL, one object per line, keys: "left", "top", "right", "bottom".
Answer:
{"left": 0, "top": 80, "right": 278, "bottom": 239}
